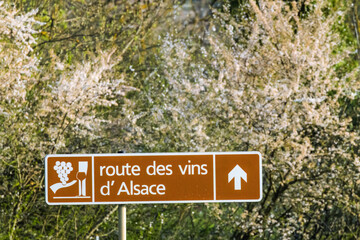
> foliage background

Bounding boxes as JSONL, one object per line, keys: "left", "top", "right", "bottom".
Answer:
{"left": 0, "top": 0, "right": 360, "bottom": 239}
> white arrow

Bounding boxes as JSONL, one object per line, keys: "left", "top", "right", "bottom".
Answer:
{"left": 228, "top": 165, "right": 247, "bottom": 190}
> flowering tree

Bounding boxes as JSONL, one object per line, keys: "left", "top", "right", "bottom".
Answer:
{"left": 124, "top": 0, "right": 360, "bottom": 238}
{"left": 0, "top": 2, "right": 133, "bottom": 239}
{"left": 0, "top": 0, "right": 175, "bottom": 238}
{"left": 1, "top": 0, "right": 360, "bottom": 239}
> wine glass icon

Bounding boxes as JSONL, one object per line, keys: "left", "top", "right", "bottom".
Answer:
{"left": 76, "top": 161, "right": 88, "bottom": 196}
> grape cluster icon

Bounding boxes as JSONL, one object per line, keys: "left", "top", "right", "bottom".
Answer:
{"left": 53, "top": 161, "right": 73, "bottom": 185}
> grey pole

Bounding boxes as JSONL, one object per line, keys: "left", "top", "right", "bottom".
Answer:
{"left": 118, "top": 204, "right": 126, "bottom": 240}
{"left": 118, "top": 150, "right": 126, "bottom": 240}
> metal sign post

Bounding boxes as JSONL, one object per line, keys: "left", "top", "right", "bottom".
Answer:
{"left": 118, "top": 204, "right": 126, "bottom": 240}
{"left": 118, "top": 150, "right": 126, "bottom": 240}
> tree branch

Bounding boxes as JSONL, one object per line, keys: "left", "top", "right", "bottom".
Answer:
{"left": 86, "top": 206, "right": 118, "bottom": 239}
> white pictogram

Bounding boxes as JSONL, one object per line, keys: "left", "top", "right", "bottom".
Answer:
{"left": 50, "top": 161, "right": 76, "bottom": 193}
{"left": 77, "top": 161, "right": 88, "bottom": 196}
{"left": 228, "top": 165, "right": 247, "bottom": 190}
{"left": 50, "top": 161, "right": 90, "bottom": 199}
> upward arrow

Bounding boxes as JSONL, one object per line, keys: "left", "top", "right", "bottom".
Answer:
{"left": 228, "top": 165, "right": 247, "bottom": 190}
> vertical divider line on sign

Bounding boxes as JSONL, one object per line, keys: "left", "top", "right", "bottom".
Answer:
{"left": 92, "top": 155, "right": 95, "bottom": 202}
{"left": 213, "top": 154, "right": 216, "bottom": 201}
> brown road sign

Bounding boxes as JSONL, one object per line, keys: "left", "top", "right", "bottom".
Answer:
{"left": 45, "top": 152, "right": 262, "bottom": 205}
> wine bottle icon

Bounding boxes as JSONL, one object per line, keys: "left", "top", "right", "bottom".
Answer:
{"left": 76, "top": 161, "right": 88, "bottom": 196}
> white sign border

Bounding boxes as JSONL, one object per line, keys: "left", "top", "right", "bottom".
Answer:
{"left": 45, "top": 151, "right": 262, "bottom": 205}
